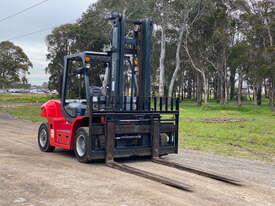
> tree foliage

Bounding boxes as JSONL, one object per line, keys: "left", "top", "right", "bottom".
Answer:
{"left": 0, "top": 41, "right": 32, "bottom": 89}
{"left": 45, "top": 24, "right": 81, "bottom": 92}
{"left": 45, "top": 0, "right": 275, "bottom": 108}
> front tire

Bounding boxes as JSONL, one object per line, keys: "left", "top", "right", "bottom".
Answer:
{"left": 74, "top": 127, "right": 90, "bottom": 163}
{"left": 38, "top": 123, "right": 55, "bottom": 152}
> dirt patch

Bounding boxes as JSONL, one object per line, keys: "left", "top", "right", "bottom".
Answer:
{"left": 183, "top": 117, "right": 249, "bottom": 123}
{"left": 228, "top": 143, "right": 271, "bottom": 161}
{"left": 201, "top": 117, "right": 248, "bottom": 123}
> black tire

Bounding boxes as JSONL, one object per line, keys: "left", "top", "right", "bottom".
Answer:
{"left": 74, "top": 127, "right": 90, "bottom": 163}
{"left": 38, "top": 123, "right": 55, "bottom": 152}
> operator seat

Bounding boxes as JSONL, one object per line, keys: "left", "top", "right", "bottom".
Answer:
{"left": 64, "top": 100, "right": 87, "bottom": 117}
{"left": 64, "top": 86, "right": 105, "bottom": 116}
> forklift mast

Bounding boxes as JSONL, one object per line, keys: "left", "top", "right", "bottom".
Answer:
{"left": 57, "top": 12, "right": 179, "bottom": 161}
{"left": 107, "top": 12, "right": 153, "bottom": 111}
{"left": 60, "top": 13, "right": 154, "bottom": 119}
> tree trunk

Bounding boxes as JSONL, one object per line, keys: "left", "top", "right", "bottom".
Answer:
{"left": 184, "top": 37, "right": 207, "bottom": 105}
{"left": 181, "top": 85, "right": 184, "bottom": 101}
{"left": 263, "top": 79, "right": 268, "bottom": 98}
{"left": 216, "top": 75, "right": 221, "bottom": 102}
{"left": 269, "top": 78, "right": 272, "bottom": 106}
{"left": 202, "top": 72, "right": 208, "bottom": 104}
{"left": 221, "top": 49, "right": 228, "bottom": 104}
{"left": 168, "top": 24, "right": 185, "bottom": 97}
{"left": 192, "top": 77, "right": 196, "bottom": 101}
{"left": 253, "top": 85, "right": 257, "bottom": 106}
{"left": 196, "top": 72, "right": 202, "bottom": 106}
{"left": 213, "top": 75, "right": 218, "bottom": 101}
{"left": 224, "top": 68, "right": 228, "bottom": 104}
{"left": 273, "top": 79, "right": 275, "bottom": 108}
{"left": 265, "top": 17, "right": 273, "bottom": 47}
{"left": 270, "top": 77, "right": 275, "bottom": 109}
{"left": 237, "top": 73, "right": 243, "bottom": 106}
{"left": 248, "top": 86, "right": 252, "bottom": 102}
{"left": 220, "top": 73, "right": 225, "bottom": 105}
{"left": 256, "top": 82, "right": 262, "bottom": 106}
{"left": 187, "top": 79, "right": 192, "bottom": 99}
{"left": 230, "top": 68, "right": 236, "bottom": 100}
{"left": 208, "top": 82, "right": 211, "bottom": 100}
{"left": 224, "top": 78, "right": 228, "bottom": 104}
{"left": 159, "top": 27, "right": 166, "bottom": 97}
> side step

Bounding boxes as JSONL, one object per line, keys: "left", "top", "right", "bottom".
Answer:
{"left": 106, "top": 161, "right": 193, "bottom": 192}
{"left": 152, "top": 158, "right": 242, "bottom": 186}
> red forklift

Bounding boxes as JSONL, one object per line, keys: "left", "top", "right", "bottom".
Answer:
{"left": 38, "top": 13, "right": 240, "bottom": 191}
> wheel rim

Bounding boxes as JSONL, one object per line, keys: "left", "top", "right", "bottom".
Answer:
{"left": 39, "top": 128, "right": 47, "bottom": 148}
{"left": 76, "top": 135, "right": 86, "bottom": 157}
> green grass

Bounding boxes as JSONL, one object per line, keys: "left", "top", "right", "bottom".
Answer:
{"left": 179, "top": 101, "right": 275, "bottom": 162}
{"left": 0, "top": 93, "right": 56, "bottom": 103}
{"left": 0, "top": 106, "right": 43, "bottom": 122}
{"left": 0, "top": 97, "right": 274, "bottom": 162}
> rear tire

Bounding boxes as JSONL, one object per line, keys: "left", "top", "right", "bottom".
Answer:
{"left": 38, "top": 123, "right": 55, "bottom": 152}
{"left": 74, "top": 127, "right": 90, "bottom": 163}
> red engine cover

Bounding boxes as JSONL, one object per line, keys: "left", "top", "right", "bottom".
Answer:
{"left": 40, "top": 100, "right": 88, "bottom": 150}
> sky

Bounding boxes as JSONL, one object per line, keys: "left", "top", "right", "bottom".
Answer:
{"left": 0, "top": 0, "right": 97, "bottom": 86}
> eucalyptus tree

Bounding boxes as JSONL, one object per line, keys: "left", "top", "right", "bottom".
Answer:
{"left": 167, "top": 0, "right": 203, "bottom": 98}
{"left": 205, "top": 0, "right": 236, "bottom": 104}
{"left": 229, "top": 42, "right": 251, "bottom": 105}
{"left": 151, "top": 0, "right": 175, "bottom": 97}
{"left": 237, "top": 0, "right": 275, "bottom": 106}
{"left": 45, "top": 24, "right": 81, "bottom": 93}
{"left": 182, "top": 0, "right": 216, "bottom": 104}
{"left": 0, "top": 41, "right": 32, "bottom": 88}
{"left": 180, "top": 0, "right": 235, "bottom": 104}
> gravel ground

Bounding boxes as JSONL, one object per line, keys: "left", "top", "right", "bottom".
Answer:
{"left": 0, "top": 113, "right": 274, "bottom": 206}
{"left": 166, "top": 149, "right": 275, "bottom": 187}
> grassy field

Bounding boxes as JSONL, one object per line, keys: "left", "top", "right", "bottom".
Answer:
{"left": 0, "top": 106, "right": 43, "bottom": 122}
{"left": 179, "top": 102, "right": 275, "bottom": 162}
{"left": 0, "top": 94, "right": 274, "bottom": 162}
{"left": 0, "top": 93, "right": 55, "bottom": 103}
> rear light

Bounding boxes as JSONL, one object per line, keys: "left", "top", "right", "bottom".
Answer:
{"left": 133, "top": 58, "right": 139, "bottom": 66}
{"left": 40, "top": 107, "right": 46, "bottom": 117}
